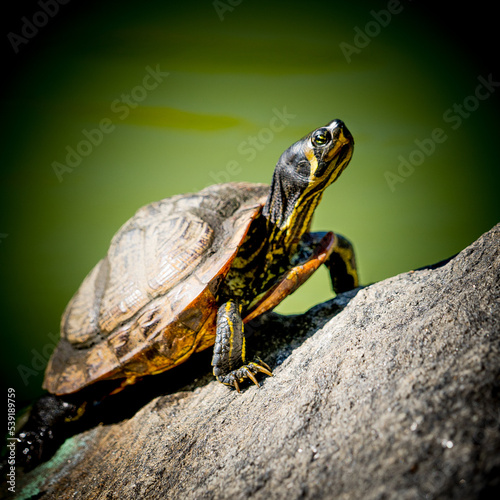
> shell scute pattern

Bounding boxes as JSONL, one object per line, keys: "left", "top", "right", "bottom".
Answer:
{"left": 44, "top": 183, "right": 269, "bottom": 394}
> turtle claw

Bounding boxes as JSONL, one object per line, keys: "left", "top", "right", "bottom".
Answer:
{"left": 246, "top": 370, "right": 260, "bottom": 387}
{"left": 217, "top": 358, "right": 272, "bottom": 391}
{"left": 251, "top": 359, "right": 273, "bottom": 377}
{"left": 254, "top": 356, "right": 272, "bottom": 371}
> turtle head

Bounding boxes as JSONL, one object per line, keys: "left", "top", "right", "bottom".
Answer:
{"left": 263, "top": 120, "right": 354, "bottom": 246}
{"left": 279, "top": 119, "right": 354, "bottom": 192}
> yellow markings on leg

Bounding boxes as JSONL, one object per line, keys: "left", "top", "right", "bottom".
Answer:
{"left": 226, "top": 301, "right": 235, "bottom": 370}
{"left": 241, "top": 330, "right": 246, "bottom": 364}
{"left": 225, "top": 300, "right": 246, "bottom": 370}
{"left": 64, "top": 401, "right": 87, "bottom": 423}
{"left": 234, "top": 301, "right": 246, "bottom": 364}
{"left": 332, "top": 243, "right": 358, "bottom": 287}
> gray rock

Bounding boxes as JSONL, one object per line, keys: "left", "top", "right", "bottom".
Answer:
{"left": 17, "top": 224, "right": 500, "bottom": 500}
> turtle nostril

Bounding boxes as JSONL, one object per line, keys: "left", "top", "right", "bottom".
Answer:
{"left": 328, "top": 119, "right": 344, "bottom": 130}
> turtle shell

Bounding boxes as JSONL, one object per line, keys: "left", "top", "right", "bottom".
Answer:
{"left": 43, "top": 182, "right": 269, "bottom": 395}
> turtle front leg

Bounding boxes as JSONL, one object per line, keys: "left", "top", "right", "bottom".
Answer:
{"left": 211, "top": 299, "right": 272, "bottom": 392}
{"left": 311, "top": 231, "right": 358, "bottom": 293}
{"left": 243, "top": 232, "right": 358, "bottom": 324}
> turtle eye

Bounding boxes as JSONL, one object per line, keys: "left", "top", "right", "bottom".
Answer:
{"left": 311, "top": 128, "right": 332, "bottom": 147}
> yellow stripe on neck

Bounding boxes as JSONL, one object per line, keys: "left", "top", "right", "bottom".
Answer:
{"left": 305, "top": 148, "right": 318, "bottom": 177}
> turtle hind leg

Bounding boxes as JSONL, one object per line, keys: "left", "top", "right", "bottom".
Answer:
{"left": 211, "top": 299, "right": 272, "bottom": 392}
{"left": 13, "top": 394, "right": 85, "bottom": 470}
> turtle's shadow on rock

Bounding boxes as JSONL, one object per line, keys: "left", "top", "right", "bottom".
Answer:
{"left": 102, "top": 289, "right": 360, "bottom": 421}
{"left": 23, "top": 289, "right": 360, "bottom": 471}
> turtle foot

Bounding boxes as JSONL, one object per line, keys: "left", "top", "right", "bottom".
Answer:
{"left": 217, "top": 358, "right": 272, "bottom": 392}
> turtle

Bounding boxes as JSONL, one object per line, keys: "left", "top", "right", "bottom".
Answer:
{"left": 43, "top": 119, "right": 357, "bottom": 396}
{"left": 17, "top": 119, "right": 358, "bottom": 467}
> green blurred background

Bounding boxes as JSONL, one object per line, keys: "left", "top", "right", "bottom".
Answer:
{"left": 2, "top": 0, "right": 499, "bottom": 403}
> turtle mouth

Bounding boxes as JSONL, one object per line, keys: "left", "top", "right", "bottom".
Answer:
{"left": 334, "top": 142, "right": 353, "bottom": 172}
{"left": 327, "top": 141, "right": 349, "bottom": 163}
{"left": 326, "top": 125, "right": 354, "bottom": 164}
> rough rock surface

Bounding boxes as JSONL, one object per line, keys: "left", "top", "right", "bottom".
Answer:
{"left": 16, "top": 224, "right": 500, "bottom": 500}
